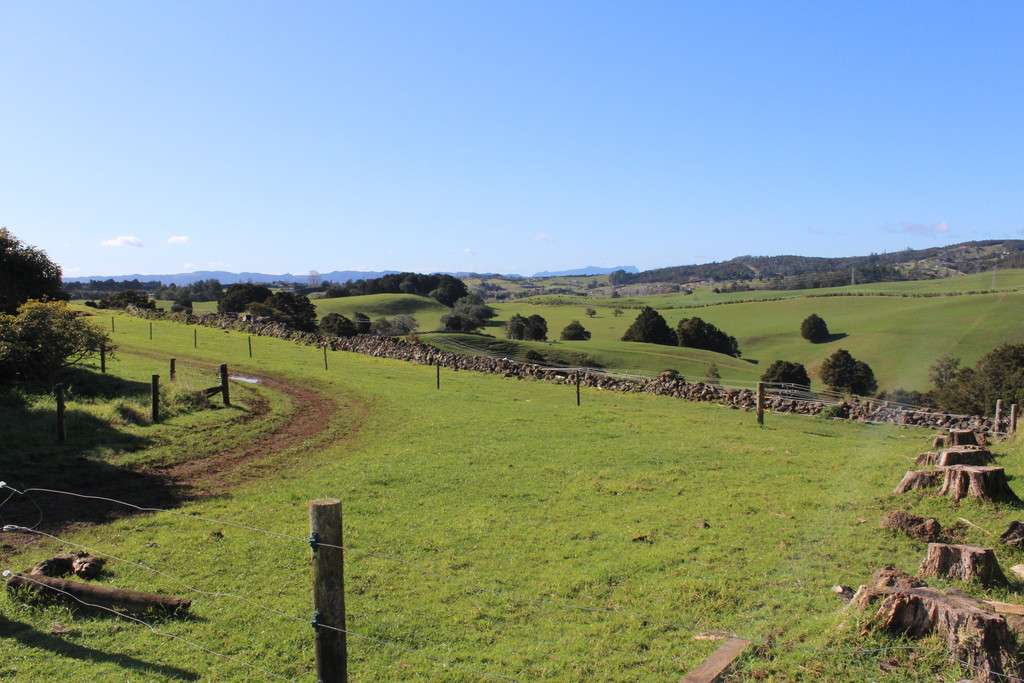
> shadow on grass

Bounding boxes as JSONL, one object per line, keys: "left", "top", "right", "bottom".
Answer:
{"left": 0, "top": 614, "right": 199, "bottom": 681}
{"left": 816, "top": 332, "right": 849, "bottom": 343}
{"left": 59, "top": 367, "right": 151, "bottom": 401}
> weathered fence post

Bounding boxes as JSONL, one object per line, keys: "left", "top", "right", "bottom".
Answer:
{"left": 436, "top": 363, "right": 440, "bottom": 390}
{"left": 756, "top": 382, "right": 765, "bottom": 426}
{"left": 323, "top": 345, "right": 328, "bottom": 371}
{"left": 219, "top": 364, "right": 230, "bottom": 407}
{"left": 576, "top": 375, "right": 581, "bottom": 407}
{"left": 309, "top": 499, "right": 347, "bottom": 683}
{"left": 169, "top": 358, "right": 176, "bottom": 382}
{"left": 1011, "top": 404, "right": 1019, "bottom": 435}
{"left": 99, "top": 342, "right": 106, "bottom": 374}
{"left": 111, "top": 316, "right": 115, "bottom": 333}
{"left": 248, "top": 336, "right": 253, "bottom": 359}
{"left": 55, "top": 383, "right": 66, "bottom": 443}
{"left": 149, "top": 322, "right": 153, "bottom": 340}
{"left": 151, "top": 375, "right": 160, "bottom": 423}
{"left": 995, "top": 399, "right": 1004, "bottom": 434}
{"left": 193, "top": 328, "right": 197, "bottom": 349}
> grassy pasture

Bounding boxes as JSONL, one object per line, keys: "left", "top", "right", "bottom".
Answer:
{"left": 315, "top": 293, "right": 450, "bottom": 331}
{"left": 3, "top": 310, "right": 1024, "bottom": 680}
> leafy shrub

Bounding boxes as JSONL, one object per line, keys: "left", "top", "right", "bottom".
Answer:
{"left": 621, "top": 307, "right": 676, "bottom": 345}
{"left": 820, "top": 349, "right": 876, "bottom": 394}
{"left": 320, "top": 313, "right": 357, "bottom": 338}
{"left": 371, "top": 315, "right": 418, "bottom": 336}
{"left": 760, "top": 360, "right": 811, "bottom": 387}
{"left": 676, "top": 317, "right": 740, "bottom": 356}
{"left": 451, "top": 295, "right": 496, "bottom": 328}
{"left": 819, "top": 404, "right": 847, "bottom": 420}
{"left": 98, "top": 290, "right": 155, "bottom": 310}
{"left": 441, "top": 313, "right": 482, "bottom": 332}
{"left": 524, "top": 315, "right": 548, "bottom": 341}
{"left": 705, "top": 362, "right": 721, "bottom": 384}
{"left": 0, "top": 300, "right": 111, "bottom": 384}
{"left": 353, "top": 312, "right": 371, "bottom": 334}
{"left": 0, "top": 228, "right": 65, "bottom": 314}
{"left": 525, "top": 350, "right": 545, "bottom": 363}
{"left": 800, "top": 314, "right": 830, "bottom": 342}
{"left": 560, "top": 320, "right": 591, "bottom": 341}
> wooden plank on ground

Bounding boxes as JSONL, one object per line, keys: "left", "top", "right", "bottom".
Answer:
{"left": 681, "top": 637, "right": 750, "bottom": 683}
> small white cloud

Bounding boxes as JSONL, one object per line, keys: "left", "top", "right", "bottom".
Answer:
{"left": 532, "top": 231, "right": 553, "bottom": 242}
{"left": 463, "top": 247, "right": 476, "bottom": 256}
{"left": 167, "top": 235, "right": 190, "bottom": 245}
{"left": 888, "top": 221, "right": 951, "bottom": 236}
{"left": 101, "top": 235, "right": 144, "bottom": 248}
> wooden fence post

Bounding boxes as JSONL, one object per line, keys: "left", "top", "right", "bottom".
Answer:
{"left": 169, "top": 358, "right": 176, "bottom": 382}
{"left": 151, "top": 375, "right": 160, "bottom": 423}
{"left": 219, "top": 364, "right": 230, "bottom": 407}
{"left": 55, "top": 383, "right": 66, "bottom": 443}
{"left": 309, "top": 499, "right": 347, "bottom": 683}
{"left": 111, "top": 316, "right": 115, "bottom": 333}
{"left": 576, "top": 375, "right": 581, "bottom": 407}
{"left": 995, "top": 399, "right": 1004, "bottom": 434}
{"left": 1011, "top": 404, "right": 1019, "bottom": 435}
{"left": 323, "top": 345, "right": 328, "bottom": 371}
{"left": 248, "top": 336, "right": 253, "bottom": 359}
{"left": 756, "top": 382, "right": 765, "bottom": 426}
{"left": 193, "top": 329, "right": 197, "bottom": 349}
{"left": 149, "top": 322, "right": 153, "bottom": 340}
{"left": 99, "top": 342, "right": 106, "bottom": 374}
{"left": 436, "top": 363, "right": 440, "bottom": 390}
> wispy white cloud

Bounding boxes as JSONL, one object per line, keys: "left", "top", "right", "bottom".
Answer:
{"left": 463, "top": 247, "right": 477, "bottom": 256}
{"left": 167, "top": 235, "right": 190, "bottom": 245}
{"left": 887, "top": 221, "right": 950, "bottom": 236}
{"left": 100, "top": 235, "right": 144, "bottom": 248}
{"left": 532, "top": 231, "right": 553, "bottom": 242}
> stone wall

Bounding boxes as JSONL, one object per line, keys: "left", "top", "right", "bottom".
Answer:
{"left": 125, "top": 306, "right": 995, "bottom": 434}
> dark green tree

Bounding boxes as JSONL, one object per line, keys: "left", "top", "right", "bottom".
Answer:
{"left": 560, "top": 320, "right": 591, "bottom": 341}
{"left": 506, "top": 314, "right": 528, "bottom": 340}
{"left": 524, "top": 314, "right": 548, "bottom": 341}
{"left": 621, "top": 307, "right": 676, "bottom": 346}
{"left": 820, "top": 349, "right": 877, "bottom": 394}
{"left": 760, "top": 360, "right": 811, "bottom": 387}
{"left": 353, "top": 312, "right": 371, "bottom": 334}
{"left": 320, "top": 312, "right": 357, "bottom": 338}
{"left": 260, "top": 291, "right": 317, "bottom": 331}
{"left": 219, "top": 284, "right": 273, "bottom": 313}
{"left": 0, "top": 228, "right": 65, "bottom": 314}
{"left": 676, "top": 317, "right": 740, "bottom": 356}
{"left": 800, "top": 314, "right": 830, "bottom": 343}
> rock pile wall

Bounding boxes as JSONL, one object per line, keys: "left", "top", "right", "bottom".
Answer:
{"left": 125, "top": 307, "right": 995, "bottom": 433}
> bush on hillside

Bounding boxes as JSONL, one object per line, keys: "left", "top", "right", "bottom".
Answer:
{"left": 371, "top": 315, "right": 418, "bottom": 336}
{"left": 219, "top": 284, "right": 273, "bottom": 313}
{"left": 676, "top": 317, "right": 740, "bottom": 356}
{"left": 98, "top": 290, "right": 156, "bottom": 310}
{"left": 621, "top": 307, "right": 676, "bottom": 346}
{"left": 353, "top": 312, "right": 371, "bottom": 334}
{"left": 0, "top": 300, "right": 111, "bottom": 384}
{"left": 0, "top": 228, "right": 66, "bottom": 314}
{"left": 524, "top": 314, "right": 548, "bottom": 341}
{"left": 451, "top": 294, "right": 496, "bottom": 328}
{"left": 760, "top": 360, "right": 811, "bottom": 387}
{"left": 560, "top": 320, "right": 591, "bottom": 341}
{"left": 705, "top": 362, "right": 721, "bottom": 384}
{"left": 820, "top": 349, "right": 877, "bottom": 395}
{"left": 262, "top": 292, "right": 318, "bottom": 331}
{"left": 320, "top": 312, "right": 357, "bottom": 338}
{"left": 441, "top": 312, "right": 482, "bottom": 332}
{"left": 800, "top": 313, "right": 831, "bottom": 343}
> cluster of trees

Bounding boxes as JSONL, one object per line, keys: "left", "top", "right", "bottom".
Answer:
{"left": 154, "top": 279, "right": 223, "bottom": 308}
{"left": 216, "top": 284, "right": 318, "bottom": 331}
{"left": 319, "top": 312, "right": 417, "bottom": 338}
{"left": 620, "top": 307, "right": 741, "bottom": 356}
{"left": 325, "top": 273, "right": 468, "bottom": 306}
{"left": 819, "top": 349, "right": 877, "bottom": 394}
{"left": 441, "top": 294, "right": 497, "bottom": 332}
{"left": 507, "top": 314, "right": 548, "bottom": 341}
{"left": 87, "top": 290, "right": 157, "bottom": 310}
{"left": 929, "top": 346, "right": 1024, "bottom": 416}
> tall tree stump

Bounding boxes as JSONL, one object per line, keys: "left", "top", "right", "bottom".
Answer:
{"left": 854, "top": 583, "right": 1020, "bottom": 682}
{"left": 948, "top": 428, "right": 981, "bottom": 447}
{"left": 894, "top": 470, "right": 942, "bottom": 494}
{"left": 919, "top": 543, "right": 1007, "bottom": 587}
{"left": 939, "top": 466, "right": 1020, "bottom": 504}
{"left": 934, "top": 447, "right": 993, "bottom": 467}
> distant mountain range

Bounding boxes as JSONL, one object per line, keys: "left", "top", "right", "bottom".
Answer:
{"left": 63, "top": 265, "right": 640, "bottom": 285}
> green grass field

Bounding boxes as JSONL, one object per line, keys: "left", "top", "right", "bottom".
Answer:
{"left": 3, "top": 310, "right": 1024, "bottom": 680}
{"left": 315, "top": 293, "right": 450, "bottom": 331}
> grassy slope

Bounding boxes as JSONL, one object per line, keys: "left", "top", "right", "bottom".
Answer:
{"left": 4, "top": 311, "right": 1023, "bottom": 681}
{"left": 315, "top": 293, "right": 450, "bottom": 330}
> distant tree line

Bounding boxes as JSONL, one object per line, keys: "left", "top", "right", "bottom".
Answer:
{"left": 324, "top": 273, "right": 469, "bottom": 307}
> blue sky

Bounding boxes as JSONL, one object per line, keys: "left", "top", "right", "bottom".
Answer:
{"left": 3, "top": 1, "right": 1023, "bottom": 277}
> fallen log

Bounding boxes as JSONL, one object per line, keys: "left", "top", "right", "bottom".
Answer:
{"left": 919, "top": 543, "right": 1007, "bottom": 587}
{"left": 5, "top": 572, "right": 191, "bottom": 616}
{"left": 881, "top": 511, "right": 944, "bottom": 542}
{"left": 1001, "top": 521, "right": 1024, "bottom": 550}
{"left": 894, "top": 470, "right": 942, "bottom": 494}
{"left": 939, "top": 466, "right": 1020, "bottom": 504}
{"left": 854, "top": 583, "right": 1021, "bottom": 682}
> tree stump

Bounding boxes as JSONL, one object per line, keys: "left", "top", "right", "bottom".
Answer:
{"left": 29, "top": 552, "right": 104, "bottom": 580}
{"left": 1000, "top": 521, "right": 1024, "bottom": 550}
{"left": 919, "top": 543, "right": 1007, "bottom": 587}
{"left": 881, "top": 511, "right": 944, "bottom": 542}
{"left": 932, "top": 434, "right": 948, "bottom": 449}
{"left": 915, "top": 451, "right": 938, "bottom": 466}
{"left": 948, "top": 428, "right": 981, "bottom": 447}
{"left": 937, "top": 447, "right": 993, "bottom": 467}
{"left": 939, "top": 466, "right": 1020, "bottom": 504}
{"left": 854, "top": 582, "right": 1021, "bottom": 682}
{"left": 894, "top": 470, "right": 942, "bottom": 494}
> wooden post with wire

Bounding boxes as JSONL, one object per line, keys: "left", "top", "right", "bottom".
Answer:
{"left": 323, "top": 345, "right": 329, "bottom": 371}
{"left": 995, "top": 399, "right": 1004, "bottom": 435}
{"left": 99, "top": 342, "right": 106, "bottom": 374}
{"left": 248, "top": 335, "right": 253, "bottom": 358}
{"left": 436, "top": 362, "right": 440, "bottom": 390}
{"left": 193, "top": 328, "right": 197, "bottom": 349}
{"left": 55, "top": 383, "right": 66, "bottom": 443}
{"left": 576, "top": 375, "right": 581, "bottom": 407}
{"left": 169, "top": 358, "right": 176, "bottom": 382}
{"left": 219, "top": 364, "right": 230, "bottom": 407}
{"left": 150, "top": 375, "right": 160, "bottom": 423}
{"left": 756, "top": 382, "right": 765, "bottom": 426}
{"left": 1011, "top": 404, "right": 1019, "bottom": 435}
{"left": 149, "top": 322, "right": 153, "bottom": 340}
{"left": 309, "top": 499, "right": 347, "bottom": 683}
{"left": 111, "top": 316, "right": 115, "bottom": 333}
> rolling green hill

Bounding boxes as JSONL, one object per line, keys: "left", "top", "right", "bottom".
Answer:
{"left": 315, "top": 293, "right": 450, "bottom": 330}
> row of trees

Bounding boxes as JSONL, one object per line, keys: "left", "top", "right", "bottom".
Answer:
{"left": 620, "top": 307, "right": 741, "bottom": 356}
{"left": 325, "top": 273, "right": 469, "bottom": 306}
